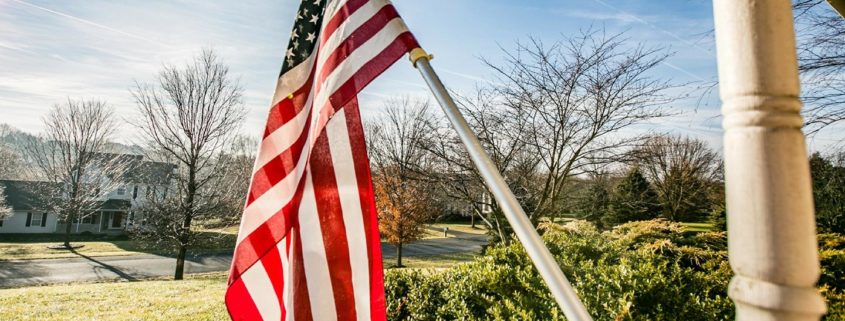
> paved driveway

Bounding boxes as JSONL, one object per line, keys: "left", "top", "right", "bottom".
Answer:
{"left": 0, "top": 233, "right": 487, "bottom": 288}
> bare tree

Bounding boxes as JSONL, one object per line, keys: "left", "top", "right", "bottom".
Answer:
{"left": 0, "top": 124, "right": 38, "bottom": 180}
{"left": 217, "top": 134, "right": 258, "bottom": 226}
{"left": 130, "top": 49, "right": 246, "bottom": 280}
{"left": 432, "top": 29, "right": 679, "bottom": 235}
{"left": 366, "top": 97, "right": 438, "bottom": 267}
{"left": 0, "top": 144, "right": 23, "bottom": 180}
{"left": 23, "top": 99, "right": 128, "bottom": 248}
{"left": 631, "top": 135, "right": 721, "bottom": 221}
{"left": 426, "top": 88, "right": 540, "bottom": 243}
{"left": 793, "top": 0, "right": 845, "bottom": 133}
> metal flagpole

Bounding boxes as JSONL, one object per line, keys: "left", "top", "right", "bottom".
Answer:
{"left": 409, "top": 48, "right": 593, "bottom": 321}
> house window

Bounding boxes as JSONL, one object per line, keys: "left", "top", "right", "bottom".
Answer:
{"left": 30, "top": 212, "right": 46, "bottom": 227}
{"left": 81, "top": 213, "right": 100, "bottom": 224}
{"left": 133, "top": 185, "right": 139, "bottom": 199}
{"left": 117, "top": 187, "right": 126, "bottom": 196}
{"left": 0, "top": 219, "right": 4, "bottom": 227}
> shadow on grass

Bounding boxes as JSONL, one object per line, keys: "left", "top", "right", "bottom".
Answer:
{"left": 113, "top": 230, "right": 237, "bottom": 257}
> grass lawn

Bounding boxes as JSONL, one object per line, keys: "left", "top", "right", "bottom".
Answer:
{"left": 0, "top": 241, "right": 147, "bottom": 260}
{"left": 422, "top": 222, "right": 488, "bottom": 239}
{"left": 384, "top": 251, "right": 477, "bottom": 269}
{"left": 0, "top": 228, "right": 237, "bottom": 261}
{"left": 0, "top": 273, "right": 229, "bottom": 321}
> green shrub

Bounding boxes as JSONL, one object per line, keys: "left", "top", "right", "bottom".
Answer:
{"left": 385, "top": 220, "right": 845, "bottom": 320}
{"left": 819, "top": 233, "right": 845, "bottom": 292}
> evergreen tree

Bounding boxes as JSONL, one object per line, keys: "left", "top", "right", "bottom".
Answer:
{"left": 810, "top": 152, "right": 845, "bottom": 234}
{"left": 577, "top": 178, "right": 611, "bottom": 226}
{"left": 603, "top": 167, "right": 661, "bottom": 227}
{"left": 708, "top": 204, "right": 727, "bottom": 232}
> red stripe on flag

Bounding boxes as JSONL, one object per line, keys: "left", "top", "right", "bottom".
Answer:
{"left": 225, "top": 278, "right": 265, "bottom": 321}
{"left": 309, "top": 117, "right": 358, "bottom": 321}
{"left": 291, "top": 227, "right": 314, "bottom": 321}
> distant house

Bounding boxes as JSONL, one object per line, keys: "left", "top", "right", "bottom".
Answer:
{"left": 0, "top": 180, "right": 60, "bottom": 234}
{"left": 0, "top": 155, "right": 173, "bottom": 235}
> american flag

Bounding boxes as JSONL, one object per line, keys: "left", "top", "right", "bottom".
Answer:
{"left": 225, "top": 0, "right": 419, "bottom": 320}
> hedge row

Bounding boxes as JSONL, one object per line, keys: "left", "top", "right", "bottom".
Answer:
{"left": 385, "top": 220, "right": 845, "bottom": 321}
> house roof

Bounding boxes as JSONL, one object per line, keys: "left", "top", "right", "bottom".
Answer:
{"left": 0, "top": 180, "right": 60, "bottom": 211}
{"left": 128, "top": 161, "right": 174, "bottom": 185}
{"left": 0, "top": 181, "right": 132, "bottom": 211}
{"left": 99, "top": 199, "right": 131, "bottom": 210}
{"left": 92, "top": 153, "right": 175, "bottom": 185}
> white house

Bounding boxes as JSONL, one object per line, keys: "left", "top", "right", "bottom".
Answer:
{"left": 0, "top": 154, "right": 173, "bottom": 235}
{"left": 0, "top": 180, "right": 58, "bottom": 234}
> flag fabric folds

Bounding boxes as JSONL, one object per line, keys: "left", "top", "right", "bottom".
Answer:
{"left": 225, "top": 0, "right": 419, "bottom": 320}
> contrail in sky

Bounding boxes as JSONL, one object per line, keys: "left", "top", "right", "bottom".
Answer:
{"left": 588, "top": 0, "right": 711, "bottom": 82}
{"left": 9, "top": 0, "right": 168, "bottom": 47}
{"left": 589, "top": 0, "right": 712, "bottom": 53}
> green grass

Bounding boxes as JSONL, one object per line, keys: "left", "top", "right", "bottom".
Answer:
{"left": 0, "top": 273, "right": 229, "bottom": 321}
{"left": 421, "top": 222, "right": 488, "bottom": 239}
{"left": 385, "top": 252, "right": 478, "bottom": 269}
{"left": 0, "top": 228, "right": 237, "bottom": 261}
{"left": 0, "top": 241, "right": 148, "bottom": 260}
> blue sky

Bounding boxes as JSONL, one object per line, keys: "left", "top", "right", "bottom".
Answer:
{"left": 0, "top": 0, "right": 838, "bottom": 151}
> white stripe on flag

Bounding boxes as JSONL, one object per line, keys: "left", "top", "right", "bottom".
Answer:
{"left": 241, "top": 262, "right": 282, "bottom": 321}
{"left": 298, "top": 172, "right": 339, "bottom": 321}
{"left": 278, "top": 238, "right": 292, "bottom": 321}
{"left": 326, "top": 109, "right": 372, "bottom": 321}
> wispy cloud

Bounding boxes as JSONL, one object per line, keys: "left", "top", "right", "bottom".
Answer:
{"left": 440, "top": 69, "right": 504, "bottom": 87}
{"left": 9, "top": 0, "right": 170, "bottom": 48}
{"left": 588, "top": 0, "right": 712, "bottom": 53}
{"left": 561, "top": 10, "right": 645, "bottom": 24}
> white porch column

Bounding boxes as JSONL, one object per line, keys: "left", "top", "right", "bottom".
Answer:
{"left": 712, "top": 1, "right": 827, "bottom": 320}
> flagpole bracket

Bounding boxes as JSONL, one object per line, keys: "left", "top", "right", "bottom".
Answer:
{"left": 410, "top": 48, "right": 433, "bottom": 68}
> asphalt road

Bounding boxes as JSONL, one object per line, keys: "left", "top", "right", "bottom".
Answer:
{"left": 0, "top": 232, "right": 487, "bottom": 288}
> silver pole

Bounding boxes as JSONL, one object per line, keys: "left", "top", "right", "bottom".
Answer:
{"left": 411, "top": 51, "right": 593, "bottom": 321}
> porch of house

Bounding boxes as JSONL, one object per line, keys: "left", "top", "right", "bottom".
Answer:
{"left": 55, "top": 210, "right": 132, "bottom": 235}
